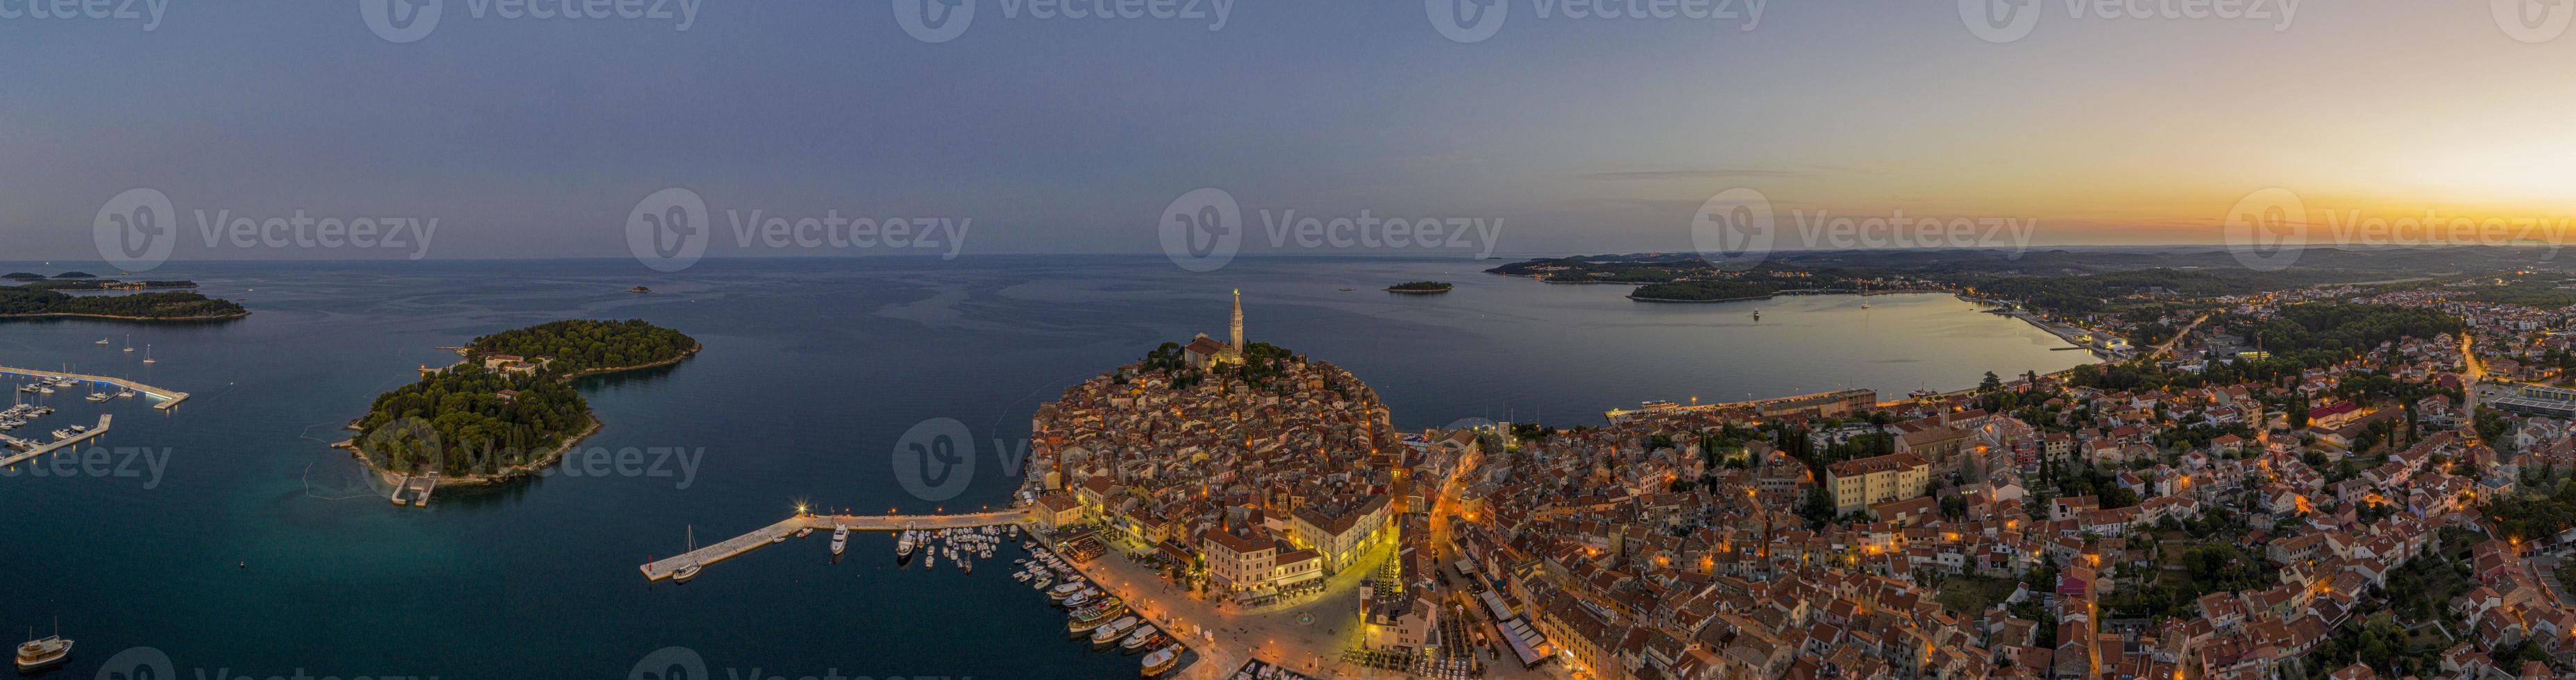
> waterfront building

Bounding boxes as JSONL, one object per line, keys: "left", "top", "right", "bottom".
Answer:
{"left": 1287, "top": 493, "right": 1394, "bottom": 575}
{"left": 1826, "top": 452, "right": 1932, "bottom": 516}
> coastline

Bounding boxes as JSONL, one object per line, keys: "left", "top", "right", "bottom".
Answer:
{"left": 1627, "top": 294, "right": 1774, "bottom": 303}
{"left": 336, "top": 343, "right": 702, "bottom": 489}
{"left": 0, "top": 311, "right": 251, "bottom": 321}
{"left": 339, "top": 416, "right": 605, "bottom": 488}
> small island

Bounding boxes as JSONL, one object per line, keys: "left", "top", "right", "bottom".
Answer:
{"left": 343, "top": 319, "right": 700, "bottom": 486}
{"left": 0, "top": 284, "right": 248, "bottom": 320}
{"left": 1, "top": 273, "right": 42, "bottom": 280}
{"left": 1383, "top": 280, "right": 1454, "bottom": 294}
{"left": 52, "top": 271, "right": 96, "bottom": 279}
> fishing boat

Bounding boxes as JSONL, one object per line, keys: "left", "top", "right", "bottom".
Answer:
{"left": 14, "top": 624, "right": 70, "bottom": 672}
{"left": 896, "top": 531, "right": 916, "bottom": 559}
{"left": 93, "top": 338, "right": 108, "bottom": 345}
{"left": 830, "top": 526, "right": 850, "bottom": 556}
{"left": 115, "top": 387, "right": 135, "bottom": 399}
{"left": 1140, "top": 646, "right": 1179, "bottom": 677}
{"left": 1120, "top": 625, "right": 1159, "bottom": 652}
{"left": 1090, "top": 616, "right": 1139, "bottom": 647}
{"left": 795, "top": 527, "right": 813, "bottom": 538}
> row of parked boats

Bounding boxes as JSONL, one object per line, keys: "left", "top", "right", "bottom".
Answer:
{"left": 1026, "top": 542, "right": 1182, "bottom": 677}
{"left": 893, "top": 525, "right": 1014, "bottom": 572}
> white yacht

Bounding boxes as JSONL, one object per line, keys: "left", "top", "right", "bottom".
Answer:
{"left": 830, "top": 526, "right": 850, "bottom": 556}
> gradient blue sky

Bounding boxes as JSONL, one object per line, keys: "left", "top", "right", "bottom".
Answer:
{"left": 6, "top": 1, "right": 2571, "bottom": 262}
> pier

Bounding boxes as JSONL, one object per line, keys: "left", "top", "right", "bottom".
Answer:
{"left": 0, "top": 414, "right": 112, "bottom": 468}
{"left": 0, "top": 365, "right": 190, "bottom": 409}
{"left": 638, "top": 509, "right": 1030, "bottom": 581}
{"left": 388, "top": 475, "right": 437, "bottom": 507}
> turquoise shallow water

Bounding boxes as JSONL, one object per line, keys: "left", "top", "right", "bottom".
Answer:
{"left": 0, "top": 256, "right": 2088, "bottom": 678}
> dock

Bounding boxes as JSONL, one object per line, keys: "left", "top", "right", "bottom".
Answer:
{"left": 0, "top": 365, "right": 190, "bottom": 409}
{"left": 639, "top": 509, "right": 1030, "bottom": 581}
{"left": 0, "top": 414, "right": 112, "bottom": 468}
{"left": 388, "top": 474, "right": 437, "bottom": 507}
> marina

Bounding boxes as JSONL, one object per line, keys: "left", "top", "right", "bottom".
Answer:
{"left": 0, "top": 415, "right": 110, "bottom": 468}
{"left": 637, "top": 509, "right": 1028, "bottom": 581}
{"left": 0, "top": 365, "right": 188, "bottom": 410}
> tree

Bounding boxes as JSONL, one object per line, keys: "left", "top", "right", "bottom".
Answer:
{"left": 1980, "top": 371, "right": 2004, "bottom": 392}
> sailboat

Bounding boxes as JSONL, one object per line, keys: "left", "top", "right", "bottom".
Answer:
{"left": 142, "top": 346, "right": 156, "bottom": 364}
{"left": 671, "top": 527, "right": 702, "bottom": 583}
{"left": 121, "top": 334, "right": 133, "bottom": 352}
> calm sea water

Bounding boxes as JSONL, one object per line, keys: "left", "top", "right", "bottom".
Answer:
{"left": 0, "top": 257, "right": 2089, "bottom": 679}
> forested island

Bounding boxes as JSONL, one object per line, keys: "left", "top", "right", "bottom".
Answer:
{"left": 1628, "top": 280, "right": 1779, "bottom": 302}
{"left": 344, "top": 319, "right": 700, "bottom": 484}
{"left": 0, "top": 285, "right": 246, "bottom": 320}
{"left": 1385, "top": 281, "right": 1454, "bottom": 294}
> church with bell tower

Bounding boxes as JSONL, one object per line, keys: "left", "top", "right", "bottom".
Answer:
{"left": 1182, "top": 289, "right": 1245, "bottom": 370}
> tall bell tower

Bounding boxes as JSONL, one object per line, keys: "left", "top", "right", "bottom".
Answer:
{"left": 1229, "top": 289, "right": 1245, "bottom": 356}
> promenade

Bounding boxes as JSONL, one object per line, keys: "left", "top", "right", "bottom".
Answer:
{"left": 638, "top": 509, "right": 1029, "bottom": 581}
{"left": 0, "top": 365, "right": 189, "bottom": 409}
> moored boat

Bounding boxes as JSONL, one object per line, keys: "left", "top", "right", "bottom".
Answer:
{"left": 1140, "top": 645, "right": 1179, "bottom": 677}
{"left": 1090, "top": 615, "right": 1138, "bottom": 647}
{"left": 830, "top": 526, "right": 850, "bottom": 556}
{"left": 1120, "top": 625, "right": 1159, "bottom": 652}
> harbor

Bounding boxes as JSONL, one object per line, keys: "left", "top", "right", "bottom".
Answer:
{"left": 0, "top": 414, "right": 111, "bottom": 468}
{"left": 0, "top": 365, "right": 189, "bottom": 409}
{"left": 637, "top": 509, "right": 1030, "bottom": 581}
{"left": 639, "top": 510, "right": 1210, "bottom": 677}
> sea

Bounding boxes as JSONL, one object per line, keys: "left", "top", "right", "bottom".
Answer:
{"left": 0, "top": 256, "right": 2092, "bottom": 679}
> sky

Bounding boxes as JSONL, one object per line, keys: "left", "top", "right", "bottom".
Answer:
{"left": 6, "top": 0, "right": 2576, "bottom": 266}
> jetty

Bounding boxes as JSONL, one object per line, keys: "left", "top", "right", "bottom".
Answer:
{"left": 0, "top": 365, "right": 189, "bottom": 409}
{"left": 639, "top": 509, "right": 1029, "bottom": 582}
{"left": 389, "top": 474, "right": 437, "bottom": 507}
{"left": 0, "top": 414, "right": 112, "bottom": 468}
